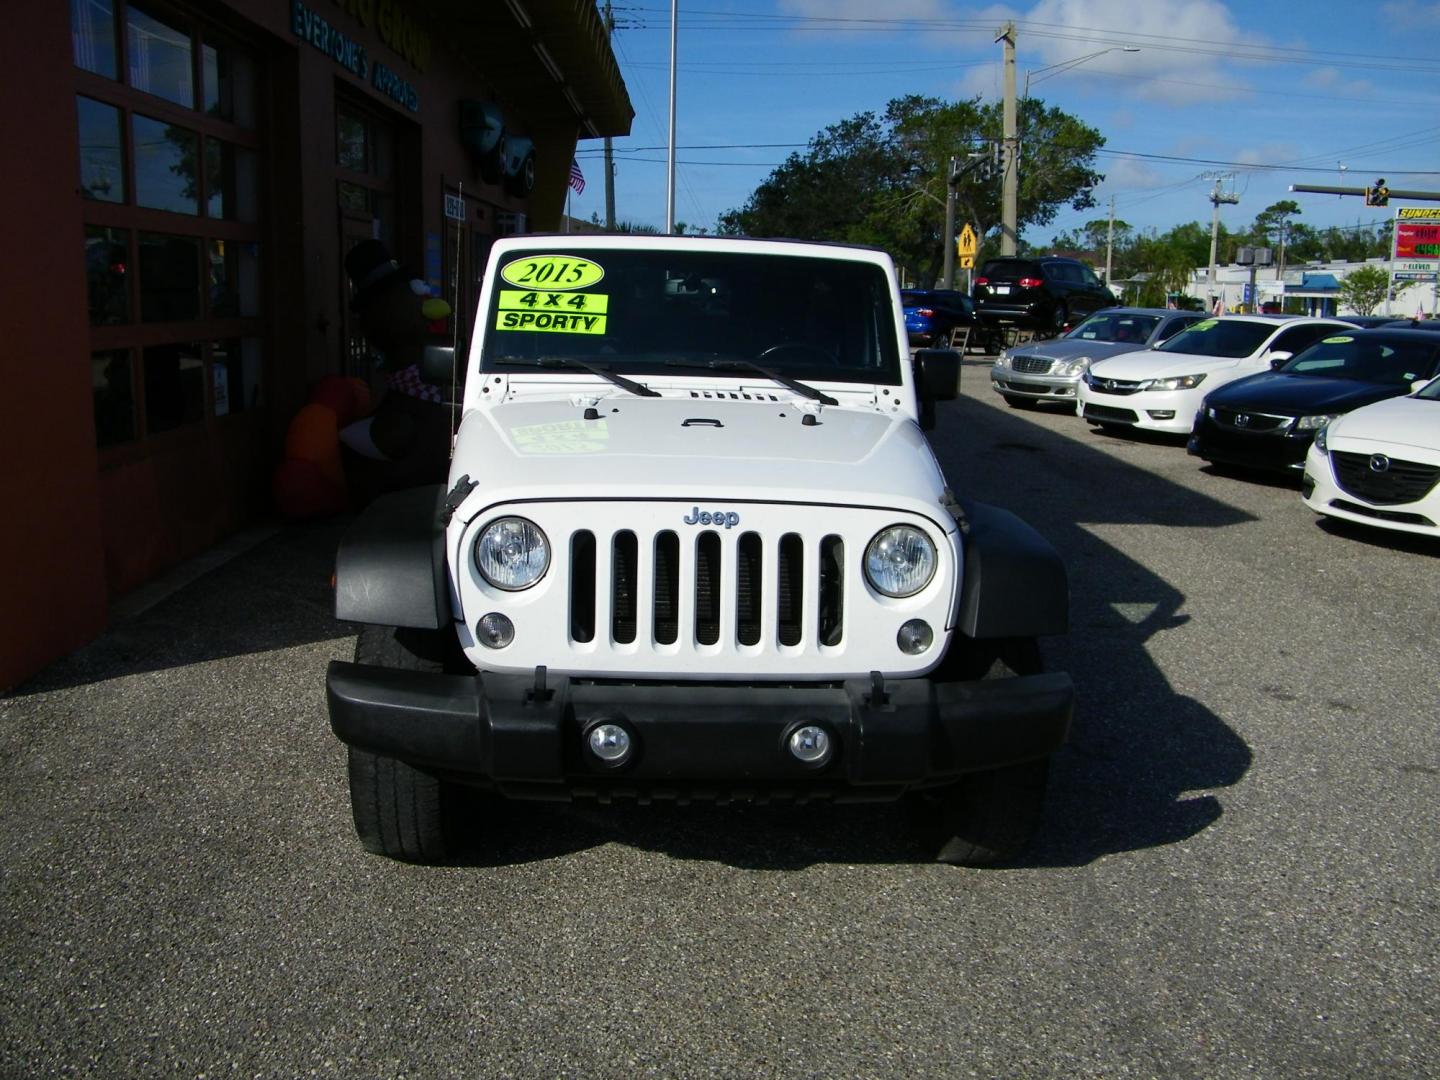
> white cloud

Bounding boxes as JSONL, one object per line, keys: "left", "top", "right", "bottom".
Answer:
{"left": 1302, "top": 66, "right": 1376, "bottom": 97}
{"left": 1379, "top": 0, "right": 1440, "bottom": 24}
{"left": 1100, "top": 155, "right": 1167, "bottom": 192}
{"left": 1019, "top": 0, "right": 1252, "bottom": 105}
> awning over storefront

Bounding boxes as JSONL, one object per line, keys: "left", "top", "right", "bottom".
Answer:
{"left": 424, "top": 0, "right": 634, "bottom": 138}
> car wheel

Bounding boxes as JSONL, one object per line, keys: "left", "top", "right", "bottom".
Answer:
{"left": 347, "top": 624, "right": 468, "bottom": 863}
{"left": 907, "top": 637, "right": 1051, "bottom": 866}
{"left": 1048, "top": 302, "right": 1068, "bottom": 334}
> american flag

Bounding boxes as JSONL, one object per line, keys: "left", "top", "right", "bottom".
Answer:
{"left": 568, "top": 159, "right": 586, "bottom": 194}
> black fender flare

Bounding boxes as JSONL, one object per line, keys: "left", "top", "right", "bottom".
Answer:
{"left": 334, "top": 485, "right": 450, "bottom": 630}
{"left": 952, "top": 497, "right": 1069, "bottom": 639}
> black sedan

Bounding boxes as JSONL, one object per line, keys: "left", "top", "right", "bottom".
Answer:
{"left": 1188, "top": 328, "right": 1440, "bottom": 473}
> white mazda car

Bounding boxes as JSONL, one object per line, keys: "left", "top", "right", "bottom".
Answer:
{"left": 1077, "top": 315, "right": 1353, "bottom": 435}
{"left": 1302, "top": 375, "right": 1440, "bottom": 538}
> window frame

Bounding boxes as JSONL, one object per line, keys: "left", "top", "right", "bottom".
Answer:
{"left": 74, "top": 0, "right": 266, "bottom": 455}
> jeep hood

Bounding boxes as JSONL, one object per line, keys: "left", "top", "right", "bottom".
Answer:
{"left": 448, "top": 397, "right": 949, "bottom": 521}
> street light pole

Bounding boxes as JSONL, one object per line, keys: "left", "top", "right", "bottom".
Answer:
{"left": 998, "top": 22, "right": 1018, "bottom": 256}
{"left": 1023, "top": 46, "right": 1141, "bottom": 98}
{"left": 1003, "top": 43, "right": 1137, "bottom": 259}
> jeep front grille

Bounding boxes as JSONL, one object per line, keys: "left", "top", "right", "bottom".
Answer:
{"left": 568, "top": 527, "right": 845, "bottom": 651}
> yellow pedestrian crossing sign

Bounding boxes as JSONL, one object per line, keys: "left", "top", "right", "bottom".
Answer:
{"left": 957, "top": 224, "right": 978, "bottom": 257}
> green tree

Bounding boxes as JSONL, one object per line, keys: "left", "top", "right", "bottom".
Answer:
{"left": 719, "top": 94, "right": 1105, "bottom": 287}
{"left": 1337, "top": 264, "right": 1412, "bottom": 315}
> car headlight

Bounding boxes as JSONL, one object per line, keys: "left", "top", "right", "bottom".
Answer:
{"left": 1055, "top": 356, "right": 1092, "bottom": 376}
{"left": 475, "top": 517, "right": 550, "bottom": 591}
{"left": 1294, "top": 414, "right": 1339, "bottom": 432}
{"left": 1314, "top": 423, "right": 1332, "bottom": 452}
{"left": 994, "top": 350, "right": 1012, "bottom": 369}
{"left": 1144, "top": 373, "right": 1207, "bottom": 391}
{"left": 864, "top": 525, "right": 937, "bottom": 598}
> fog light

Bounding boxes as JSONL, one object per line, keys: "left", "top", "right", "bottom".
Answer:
{"left": 897, "top": 619, "right": 934, "bottom": 655}
{"left": 477, "top": 613, "right": 515, "bottom": 648}
{"left": 788, "top": 725, "right": 832, "bottom": 766}
{"left": 587, "top": 723, "right": 633, "bottom": 765}
{"left": 1147, "top": 410, "right": 1176, "bottom": 420}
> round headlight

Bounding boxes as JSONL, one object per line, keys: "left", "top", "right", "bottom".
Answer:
{"left": 864, "top": 525, "right": 937, "bottom": 598}
{"left": 475, "top": 517, "right": 550, "bottom": 591}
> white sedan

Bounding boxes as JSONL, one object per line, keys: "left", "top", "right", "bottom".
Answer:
{"left": 1077, "top": 315, "right": 1353, "bottom": 435}
{"left": 1302, "top": 376, "right": 1440, "bottom": 538}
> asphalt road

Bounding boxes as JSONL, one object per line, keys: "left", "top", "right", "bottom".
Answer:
{"left": 3, "top": 358, "right": 1437, "bottom": 1078}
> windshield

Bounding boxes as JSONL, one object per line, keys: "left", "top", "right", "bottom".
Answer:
{"left": 482, "top": 248, "right": 903, "bottom": 385}
{"left": 1158, "top": 318, "right": 1275, "bottom": 358}
{"left": 1281, "top": 334, "right": 1440, "bottom": 386}
{"left": 1067, "top": 312, "right": 1160, "bottom": 344}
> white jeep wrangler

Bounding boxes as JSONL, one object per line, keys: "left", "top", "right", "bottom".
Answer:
{"left": 326, "top": 235, "right": 1072, "bottom": 866}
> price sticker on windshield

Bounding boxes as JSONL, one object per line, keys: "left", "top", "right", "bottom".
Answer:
{"left": 500, "top": 255, "right": 605, "bottom": 291}
{"left": 1192, "top": 319, "right": 1219, "bottom": 331}
{"left": 496, "top": 289, "right": 609, "bottom": 334}
{"left": 1321, "top": 336, "right": 1354, "bottom": 344}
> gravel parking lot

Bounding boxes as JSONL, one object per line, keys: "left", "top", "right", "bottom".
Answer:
{"left": 3, "top": 354, "right": 1436, "bottom": 1078}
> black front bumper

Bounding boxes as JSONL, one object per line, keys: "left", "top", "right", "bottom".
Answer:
{"left": 1188, "top": 419, "right": 1310, "bottom": 471}
{"left": 326, "top": 663, "right": 1074, "bottom": 800}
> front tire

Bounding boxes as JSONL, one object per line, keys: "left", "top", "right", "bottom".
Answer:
{"left": 1048, "top": 302, "right": 1068, "bottom": 335}
{"left": 908, "top": 637, "right": 1051, "bottom": 866}
{"left": 347, "top": 625, "right": 466, "bottom": 862}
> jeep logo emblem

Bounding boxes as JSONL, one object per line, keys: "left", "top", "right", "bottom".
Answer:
{"left": 683, "top": 506, "right": 740, "bottom": 528}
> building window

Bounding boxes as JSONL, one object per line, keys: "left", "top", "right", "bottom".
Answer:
{"left": 72, "top": 0, "right": 119, "bottom": 79}
{"left": 74, "top": 0, "right": 264, "bottom": 448}
{"left": 77, "top": 96, "right": 126, "bottom": 202}
{"left": 126, "top": 5, "right": 194, "bottom": 108}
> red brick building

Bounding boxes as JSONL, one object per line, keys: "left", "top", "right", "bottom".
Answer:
{"left": 0, "top": 0, "right": 632, "bottom": 688}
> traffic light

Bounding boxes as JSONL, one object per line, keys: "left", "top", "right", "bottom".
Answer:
{"left": 1366, "top": 179, "right": 1389, "bottom": 207}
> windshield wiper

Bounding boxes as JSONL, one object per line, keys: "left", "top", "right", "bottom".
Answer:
{"left": 663, "top": 358, "right": 839, "bottom": 406}
{"left": 492, "top": 355, "right": 660, "bottom": 398}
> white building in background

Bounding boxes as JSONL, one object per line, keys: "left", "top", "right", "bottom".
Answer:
{"left": 1182, "top": 257, "right": 1438, "bottom": 319}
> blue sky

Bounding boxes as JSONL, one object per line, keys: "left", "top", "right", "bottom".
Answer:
{"left": 566, "top": 0, "right": 1440, "bottom": 246}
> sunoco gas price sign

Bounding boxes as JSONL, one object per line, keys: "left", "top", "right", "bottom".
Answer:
{"left": 1393, "top": 207, "right": 1440, "bottom": 279}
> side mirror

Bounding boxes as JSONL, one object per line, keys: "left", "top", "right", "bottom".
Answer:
{"left": 913, "top": 347, "right": 960, "bottom": 432}
{"left": 420, "top": 345, "right": 456, "bottom": 387}
{"left": 1267, "top": 350, "right": 1293, "bottom": 369}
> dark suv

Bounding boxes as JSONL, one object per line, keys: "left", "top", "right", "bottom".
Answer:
{"left": 974, "top": 256, "right": 1117, "bottom": 335}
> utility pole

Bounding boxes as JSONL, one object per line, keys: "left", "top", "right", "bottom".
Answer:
{"left": 602, "top": 0, "right": 616, "bottom": 230}
{"left": 1205, "top": 175, "right": 1239, "bottom": 309}
{"left": 943, "top": 156, "right": 957, "bottom": 289}
{"left": 998, "top": 22, "right": 1018, "bottom": 256}
{"left": 665, "top": 0, "right": 677, "bottom": 234}
{"left": 1105, "top": 195, "right": 1116, "bottom": 292}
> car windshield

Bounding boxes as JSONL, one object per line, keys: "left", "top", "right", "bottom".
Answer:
{"left": 482, "top": 248, "right": 903, "bottom": 385}
{"left": 1157, "top": 318, "right": 1275, "bottom": 358}
{"left": 1281, "top": 334, "right": 1440, "bottom": 386}
{"left": 1067, "top": 313, "right": 1160, "bottom": 343}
